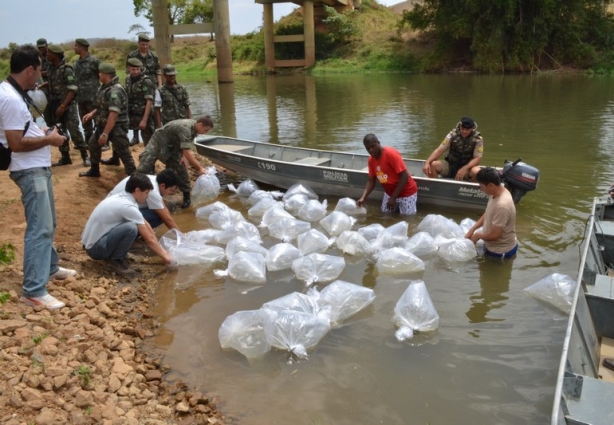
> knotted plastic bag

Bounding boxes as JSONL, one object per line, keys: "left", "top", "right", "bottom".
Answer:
{"left": 284, "top": 193, "right": 310, "bottom": 216}
{"left": 393, "top": 280, "right": 439, "bottom": 341}
{"left": 437, "top": 238, "right": 477, "bottom": 262}
{"left": 316, "top": 280, "right": 375, "bottom": 326}
{"left": 248, "top": 198, "right": 281, "bottom": 220}
{"left": 417, "top": 214, "right": 463, "bottom": 238}
{"left": 261, "top": 292, "right": 320, "bottom": 316}
{"left": 524, "top": 273, "right": 575, "bottom": 314}
{"left": 218, "top": 309, "right": 276, "bottom": 358}
{"left": 334, "top": 197, "right": 367, "bottom": 216}
{"left": 191, "top": 167, "right": 221, "bottom": 206}
{"left": 335, "top": 231, "right": 371, "bottom": 256}
{"left": 459, "top": 217, "right": 477, "bottom": 234}
{"left": 319, "top": 211, "right": 355, "bottom": 237}
{"left": 227, "top": 179, "right": 259, "bottom": 197}
{"left": 225, "top": 236, "right": 268, "bottom": 260}
{"left": 214, "top": 251, "right": 267, "bottom": 283}
{"left": 260, "top": 205, "right": 295, "bottom": 228}
{"left": 370, "top": 221, "right": 409, "bottom": 256}
{"left": 298, "top": 199, "right": 328, "bottom": 222}
{"left": 215, "top": 221, "right": 262, "bottom": 245}
{"left": 357, "top": 223, "right": 385, "bottom": 241}
{"left": 297, "top": 229, "right": 334, "bottom": 255}
{"left": 291, "top": 253, "right": 346, "bottom": 286}
{"left": 209, "top": 207, "right": 245, "bottom": 230}
{"left": 268, "top": 217, "right": 311, "bottom": 242}
{"left": 269, "top": 310, "right": 331, "bottom": 359}
{"left": 184, "top": 229, "right": 221, "bottom": 245}
{"left": 405, "top": 232, "right": 438, "bottom": 257}
{"left": 282, "top": 183, "right": 318, "bottom": 201}
{"left": 266, "top": 243, "right": 302, "bottom": 271}
{"left": 376, "top": 247, "right": 425, "bottom": 276}
{"left": 160, "top": 229, "right": 225, "bottom": 266}
{"left": 195, "top": 201, "right": 230, "bottom": 222}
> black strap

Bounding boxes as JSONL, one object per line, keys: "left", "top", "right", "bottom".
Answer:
{"left": 5, "top": 75, "right": 46, "bottom": 125}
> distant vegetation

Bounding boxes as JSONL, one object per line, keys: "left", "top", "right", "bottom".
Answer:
{"left": 2, "top": 0, "right": 614, "bottom": 76}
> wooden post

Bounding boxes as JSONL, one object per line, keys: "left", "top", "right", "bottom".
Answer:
{"left": 213, "top": 0, "right": 234, "bottom": 83}
{"left": 151, "top": 0, "right": 171, "bottom": 66}
{"left": 303, "top": 0, "right": 315, "bottom": 67}
{"left": 263, "top": 3, "right": 275, "bottom": 71}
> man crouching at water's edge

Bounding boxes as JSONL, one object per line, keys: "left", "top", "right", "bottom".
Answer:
{"left": 357, "top": 133, "right": 418, "bottom": 215}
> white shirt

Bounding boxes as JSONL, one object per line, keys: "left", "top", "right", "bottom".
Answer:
{"left": 154, "top": 89, "right": 162, "bottom": 108}
{"left": 81, "top": 192, "right": 145, "bottom": 249}
{"left": 0, "top": 81, "right": 50, "bottom": 171}
{"left": 108, "top": 175, "right": 164, "bottom": 210}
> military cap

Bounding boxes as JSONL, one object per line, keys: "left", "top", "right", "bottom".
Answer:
{"left": 75, "top": 38, "right": 90, "bottom": 47}
{"left": 163, "top": 64, "right": 177, "bottom": 75}
{"left": 127, "top": 58, "right": 143, "bottom": 68}
{"left": 138, "top": 34, "right": 151, "bottom": 42}
{"left": 460, "top": 116, "right": 476, "bottom": 129}
{"left": 98, "top": 63, "right": 116, "bottom": 74}
{"left": 48, "top": 44, "right": 64, "bottom": 55}
{"left": 36, "top": 38, "right": 48, "bottom": 47}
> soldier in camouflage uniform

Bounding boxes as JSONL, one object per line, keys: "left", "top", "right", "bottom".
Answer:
{"left": 36, "top": 38, "right": 52, "bottom": 125}
{"left": 44, "top": 44, "right": 89, "bottom": 166}
{"left": 154, "top": 64, "right": 191, "bottom": 128}
{"left": 73, "top": 38, "right": 100, "bottom": 145}
{"left": 125, "top": 57, "right": 155, "bottom": 147}
{"left": 79, "top": 63, "right": 136, "bottom": 178}
{"left": 137, "top": 116, "right": 213, "bottom": 208}
{"left": 126, "top": 33, "right": 161, "bottom": 145}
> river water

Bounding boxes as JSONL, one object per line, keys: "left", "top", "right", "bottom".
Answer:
{"left": 146, "top": 74, "right": 614, "bottom": 424}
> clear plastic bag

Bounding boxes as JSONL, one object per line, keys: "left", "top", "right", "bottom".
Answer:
{"left": 437, "top": 238, "right": 477, "bottom": 262}
{"left": 227, "top": 179, "right": 259, "bottom": 197}
{"left": 370, "top": 221, "right": 409, "bottom": 256}
{"left": 316, "top": 280, "right": 375, "bottom": 326}
{"left": 284, "top": 193, "right": 310, "bottom": 216}
{"left": 160, "top": 229, "right": 225, "bottom": 265}
{"left": 417, "top": 214, "right": 463, "bottom": 238}
{"left": 268, "top": 217, "right": 311, "bottom": 242}
{"left": 209, "top": 208, "right": 245, "bottom": 230}
{"left": 357, "top": 223, "right": 385, "bottom": 241}
{"left": 218, "top": 309, "right": 276, "bottom": 358}
{"left": 291, "top": 253, "right": 346, "bottom": 286}
{"left": 246, "top": 190, "right": 274, "bottom": 206}
{"left": 195, "top": 201, "right": 230, "bottom": 222}
{"left": 335, "top": 231, "right": 371, "bottom": 256}
{"left": 266, "top": 243, "right": 302, "bottom": 271}
{"left": 226, "top": 236, "right": 268, "bottom": 260}
{"left": 260, "top": 205, "right": 295, "bottom": 228}
{"left": 393, "top": 280, "right": 439, "bottom": 341}
{"left": 214, "top": 251, "right": 267, "bottom": 283}
{"left": 184, "top": 229, "right": 221, "bottom": 245}
{"left": 376, "top": 247, "right": 425, "bottom": 276}
{"left": 334, "top": 197, "right": 367, "bottom": 216}
{"left": 524, "top": 273, "right": 576, "bottom": 314}
{"left": 297, "top": 229, "right": 334, "bottom": 255}
{"left": 261, "top": 292, "right": 320, "bottom": 316}
{"left": 282, "top": 183, "right": 318, "bottom": 201}
{"left": 248, "top": 199, "right": 282, "bottom": 220}
{"left": 191, "top": 167, "right": 221, "bottom": 206}
{"left": 460, "top": 217, "right": 477, "bottom": 234}
{"left": 298, "top": 199, "right": 328, "bottom": 222}
{"left": 319, "top": 211, "right": 355, "bottom": 237}
{"left": 215, "top": 221, "right": 262, "bottom": 245}
{"left": 269, "top": 310, "right": 331, "bottom": 359}
{"left": 405, "top": 232, "right": 439, "bottom": 257}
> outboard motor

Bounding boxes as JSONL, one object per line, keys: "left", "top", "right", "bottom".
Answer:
{"left": 500, "top": 158, "right": 539, "bottom": 204}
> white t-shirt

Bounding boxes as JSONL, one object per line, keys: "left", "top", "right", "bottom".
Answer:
{"left": 81, "top": 192, "right": 145, "bottom": 249}
{"left": 154, "top": 89, "right": 162, "bottom": 108}
{"left": 0, "top": 81, "right": 50, "bottom": 171}
{"left": 107, "top": 175, "right": 164, "bottom": 210}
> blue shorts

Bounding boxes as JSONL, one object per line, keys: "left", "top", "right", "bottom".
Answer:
{"left": 485, "top": 243, "right": 518, "bottom": 259}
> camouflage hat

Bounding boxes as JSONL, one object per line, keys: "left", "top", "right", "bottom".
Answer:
{"left": 163, "top": 64, "right": 177, "bottom": 75}
{"left": 127, "top": 58, "right": 143, "bottom": 68}
{"left": 75, "top": 38, "right": 90, "bottom": 47}
{"left": 98, "top": 63, "right": 116, "bottom": 74}
{"left": 36, "top": 38, "right": 48, "bottom": 47}
{"left": 48, "top": 44, "right": 64, "bottom": 55}
{"left": 137, "top": 34, "right": 150, "bottom": 42}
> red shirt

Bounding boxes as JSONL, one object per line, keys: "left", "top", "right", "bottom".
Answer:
{"left": 368, "top": 147, "right": 417, "bottom": 197}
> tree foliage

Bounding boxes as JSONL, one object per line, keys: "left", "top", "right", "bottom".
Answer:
{"left": 399, "top": 0, "right": 614, "bottom": 71}
{"left": 133, "top": 0, "right": 213, "bottom": 25}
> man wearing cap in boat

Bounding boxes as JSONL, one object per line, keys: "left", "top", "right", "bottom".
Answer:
{"left": 357, "top": 133, "right": 418, "bottom": 215}
{"left": 80, "top": 62, "right": 136, "bottom": 177}
{"left": 423, "top": 116, "right": 484, "bottom": 182}
{"left": 44, "top": 44, "right": 89, "bottom": 167}
{"left": 126, "top": 33, "right": 161, "bottom": 146}
{"left": 73, "top": 38, "right": 100, "bottom": 147}
{"left": 154, "top": 64, "right": 191, "bottom": 128}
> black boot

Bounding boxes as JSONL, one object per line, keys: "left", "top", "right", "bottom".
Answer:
{"left": 129, "top": 130, "right": 140, "bottom": 146}
{"left": 101, "top": 153, "right": 120, "bottom": 166}
{"left": 80, "top": 151, "right": 91, "bottom": 167}
{"left": 181, "top": 192, "right": 191, "bottom": 209}
{"left": 79, "top": 163, "right": 100, "bottom": 177}
{"left": 52, "top": 152, "right": 72, "bottom": 167}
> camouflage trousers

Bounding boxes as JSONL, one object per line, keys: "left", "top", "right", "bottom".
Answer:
{"left": 89, "top": 123, "right": 136, "bottom": 175}
{"left": 78, "top": 101, "right": 96, "bottom": 143}
{"left": 137, "top": 131, "right": 190, "bottom": 193}
{"left": 130, "top": 115, "right": 155, "bottom": 147}
{"left": 50, "top": 102, "right": 87, "bottom": 154}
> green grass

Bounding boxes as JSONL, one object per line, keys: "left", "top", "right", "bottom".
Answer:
{"left": 0, "top": 243, "right": 15, "bottom": 265}
{"left": 74, "top": 365, "right": 92, "bottom": 387}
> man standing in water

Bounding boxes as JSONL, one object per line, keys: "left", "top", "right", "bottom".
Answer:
{"left": 357, "top": 133, "right": 418, "bottom": 215}
{"left": 465, "top": 167, "right": 518, "bottom": 258}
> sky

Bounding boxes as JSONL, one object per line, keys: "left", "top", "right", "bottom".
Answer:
{"left": 0, "top": 0, "right": 400, "bottom": 48}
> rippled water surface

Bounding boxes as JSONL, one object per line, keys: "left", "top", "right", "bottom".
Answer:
{"left": 147, "top": 74, "right": 614, "bottom": 424}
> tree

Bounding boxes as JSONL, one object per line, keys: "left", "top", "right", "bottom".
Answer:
{"left": 133, "top": 0, "right": 213, "bottom": 26}
{"left": 398, "top": 0, "right": 614, "bottom": 72}
{"left": 128, "top": 24, "right": 149, "bottom": 36}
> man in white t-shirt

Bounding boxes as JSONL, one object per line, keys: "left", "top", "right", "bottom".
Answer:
{"left": 81, "top": 173, "right": 172, "bottom": 276}
{"left": 465, "top": 167, "right": 518, "bottom": 259}
{"left": 0, "top": 44, "right": 77, "bottom": 310}
{"left": 108, "top": 169, "right": 180, "bottom": 231}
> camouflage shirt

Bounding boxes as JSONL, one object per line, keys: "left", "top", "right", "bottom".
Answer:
{"left": 158, "top": 84, "right": 191, "bottom": 125}
{"left": 126, "top": 50, "right": 161, "bottom": 82}
{"left": 126, "top": 73, "right": 155, "bottom": 126}
{"left": 73, "top": 54, "right": 101, "bottom": 103}
{"left": 94, "top": 76, "right": 128, "bottom": 128}
{"left": 40, "top": 55, "right": 50, "bottom": 82}
{"left": 47, "top": 58, "right": 78, "bottom": 103}
{"left": 161, "top": 119, "right": 197, "bottom": 151}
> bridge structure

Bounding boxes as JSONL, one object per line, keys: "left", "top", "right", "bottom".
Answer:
{"left": 255, "top": 0, "right": 360, "bottom": 70}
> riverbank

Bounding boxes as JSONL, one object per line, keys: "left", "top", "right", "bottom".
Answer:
{"left": 0, "top": 145, "right": 234, "bottom": 425}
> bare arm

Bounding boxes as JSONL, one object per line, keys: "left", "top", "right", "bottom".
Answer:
{"left": 182, "top": 149, "right": 206, "bottom": 175}
{"left": 422, "top": 145, "right": 446, "bottom": 175}
{"left": 6, "top": 128, "right": 66, "bottom": 152}
{"left": 155, "top": 204, "right": 180, "bottom": 231}
{"left": 139, "top": 99, "right": 153, "bottom": 130}
{"left": 455, "top": 156, "right": 482, "bottom": 180}
{"left": 137, "top": 222, "right": 172, "bottom": 264}
{"left": 357, "top": 175, "right": 377, "bottom": 207}
{"left": 186, "top": 105, "right": 192, "bottom": 119}
{"left": 55, "top": 91, "right": 76, "bottom": 117}
{"left": 98, "top": 111, "right": 119, "bottom": 146}
{"left": 155, "top": 108, "right": 162, "bottom": 128}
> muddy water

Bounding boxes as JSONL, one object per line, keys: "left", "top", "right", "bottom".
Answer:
{"left": 147, "top": 74, "right": 614, "bottom": 424}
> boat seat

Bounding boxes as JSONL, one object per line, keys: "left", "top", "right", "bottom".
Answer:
{"left": 212, "top": 144, "right": 252, "bottom": 153}
{"left": 599, "top": 337, "right": 614, "bottom": 383}
{"left": 293, "top": 157, "right": 331, "bottom": 166}
{"left": 564, "top": 373, "right": 614, "bottom": 424}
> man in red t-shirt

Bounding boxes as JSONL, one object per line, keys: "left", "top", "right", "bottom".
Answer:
{"left": 357, "top": 134, "right": 418, "bottom": 215}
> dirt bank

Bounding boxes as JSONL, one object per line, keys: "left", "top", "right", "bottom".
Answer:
{"left": 0, "top": 145, "right": 235, "bottom": 425}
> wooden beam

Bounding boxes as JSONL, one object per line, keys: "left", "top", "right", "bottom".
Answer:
{"left": 274, "top": 59, "right": 306, "bottom": 67}
{"left": 274, "top": 34, "right": 305, "bottom": 43}
{"left": 214, "top": 0, "right": 233, "bottom": 83}
{"left": 168, "top": 23, "right": 214, "bottom": 35}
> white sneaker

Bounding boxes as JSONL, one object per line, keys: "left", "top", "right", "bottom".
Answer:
{"left": 49, "top": 267, "right": 77, "bottom": 280}
{"left": 20, "top": 294, "right": 66, "bottom": 310}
